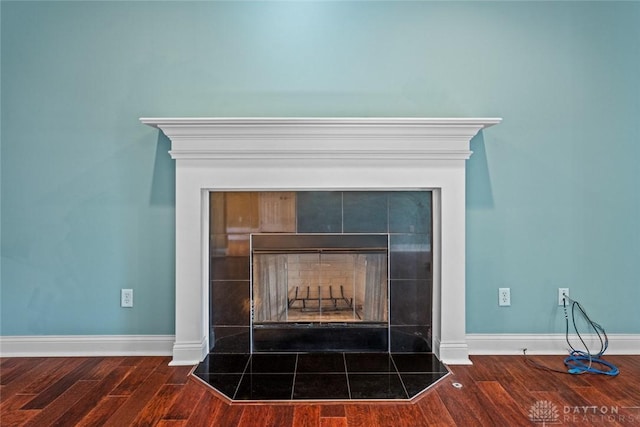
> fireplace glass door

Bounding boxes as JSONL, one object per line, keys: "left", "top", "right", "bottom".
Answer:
{"left": 251, "top": 234, "right": 388, "bottom": 326}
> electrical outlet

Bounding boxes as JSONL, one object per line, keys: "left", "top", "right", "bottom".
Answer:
{"left": 558, "top": 288, "right": 569, "bottom": 306}
{"left": 121, "top": 289, "right": 133, "bottom": 308}
{"left": 499, "top": 288, "right": 511, "bottom": 306}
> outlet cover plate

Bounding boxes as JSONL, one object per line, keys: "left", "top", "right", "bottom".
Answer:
{"left": 121, "top": 289, "right": 133, "bottom": 308}
{"left": 499, "top": 288, "right": 511, "bottom": 306}
{"left": 558, "top": 288, "right": 569, "bottom": 306}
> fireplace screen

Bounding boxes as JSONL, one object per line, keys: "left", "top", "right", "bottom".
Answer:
{"left": 252, "top": 234, "right": 388, "bottom": 324}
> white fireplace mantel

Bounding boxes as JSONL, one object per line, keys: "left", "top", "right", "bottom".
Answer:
{"left": 141, "top": 117, "right": 501, "bottom": 366}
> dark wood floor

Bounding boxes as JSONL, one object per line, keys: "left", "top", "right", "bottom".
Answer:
{"left": 1, "top": 354, "right": 639, "bottom": 426}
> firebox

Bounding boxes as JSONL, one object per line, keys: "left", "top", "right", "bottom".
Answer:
{"left": 252, "top": 234, "right": 388, "bottom": 323}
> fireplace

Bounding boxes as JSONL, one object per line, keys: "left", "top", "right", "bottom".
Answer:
{"left": 140, "top": 117, "right": 501, "bottom": 365}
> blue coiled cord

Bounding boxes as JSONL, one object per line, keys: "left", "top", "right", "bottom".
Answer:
{"left": 561, "top": 297, "right": 619, "bottom": 376}
{"left": 564, "top": 350, "right": 619, "bottom": 376}
{"left": 523, "top": 296, "right": 620, "bottom": 376}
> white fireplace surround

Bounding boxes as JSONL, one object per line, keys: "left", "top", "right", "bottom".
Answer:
{"left": 140, "top": 117, "right": 501, "bottom": 366}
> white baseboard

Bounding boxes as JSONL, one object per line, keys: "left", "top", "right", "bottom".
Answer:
{"left": 1, "top": 334, "right": 637, "bottom": 359}
{"left": 0, "top": 335, "right": 175, "bottom": 357}
{"left": 467, "top": 333, "right": 640, "bottom": 356}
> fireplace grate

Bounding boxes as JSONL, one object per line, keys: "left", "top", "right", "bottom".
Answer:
{"left": 288, "top": 285, "right": 360, "bottom": 319}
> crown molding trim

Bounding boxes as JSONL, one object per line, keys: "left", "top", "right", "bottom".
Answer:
{"left": 140, "top": 117, "right": 501, "bottom": 161}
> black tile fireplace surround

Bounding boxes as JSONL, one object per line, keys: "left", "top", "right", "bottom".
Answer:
{"left": 210, "top": 190, "right": 433, "bottom": 354}
{"left": 201, "top": 190, "right": 442, "bottom": 400}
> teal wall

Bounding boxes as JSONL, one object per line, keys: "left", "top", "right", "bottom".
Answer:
{"left": 2, "top": 1, "right": 639, "bottom": 336}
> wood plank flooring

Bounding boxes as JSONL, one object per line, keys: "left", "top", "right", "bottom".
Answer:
{"left": 1, "top": 355, "right": 639, "bottom": 426}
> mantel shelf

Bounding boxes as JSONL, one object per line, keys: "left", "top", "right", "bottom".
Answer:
{"left": 140, "top": 117, "right": 502, "bottom": 127}
{"left": 140, "top": 117, "right": 502, "bottom": 160}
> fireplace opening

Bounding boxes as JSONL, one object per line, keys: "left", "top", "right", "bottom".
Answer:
{"left": 252, "top": 234, "right": 388, "bottom": 324}
{"left": 210, "top": 190, "right": 432, "bottom": 354}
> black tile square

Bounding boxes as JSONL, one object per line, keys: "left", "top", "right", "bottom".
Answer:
{"left": 194, "top": 353, "right": 250, "bottom": 374}
{"left": 193, "top": 373, "right": 242, "bottom": 399}
{"left": 210, "top": 233, "right": 228, "bottom": 257}
{"left": 209, "top": 193, "right": 226, "bottom": 235}
{"left": 211, "top": 281, "right": 250, "bottom": 326}
{"left": 389, "top": 280, "right": 431, "bottom": 326}
{"left": 388, "top": 191, "right": 431, "bottom": 234}
{"left": 293, "top": 373, "right": 350, "bottom": 400}
{"left": 389, "top": 326, "right": 431, "bottom": 353}
{"left": 392, "top": 353, "right": 447, "bottom": 373}
{"left": 218, "top": 192, "right": 259, "bottom": 232}
{"left": 389, "top": 232, "right": 430, "bottom": 248}
{"left": 348, "top": 373, "right": 408, "bottom": 400}
{"left": 296, "top": 192, "right": 343, "bottom": 233}
{"left": 248, "top": 354, "right": 297, "bottom": 374}
{"left": 210, "top": 256, "right": 250, "bottom": 281}
{"left": 211, "top": 327, "right": 250, "bottom": 353}
{"left": 400, "top": 372, "right": 448, "bottom": 398}
{"left": 345, "top": 353, "right": 395, "bottom": 373}
{"left": 296, "top": 353, "right": 345, "bottom": 373}
{"left": 343, "top": 192, "right": 388, "bottom": 233}
{"left": 235, "top": 373, "right": 294, "bottom": 400}
{"left": 389, "top": 251, "right": 430, "bottom": 280}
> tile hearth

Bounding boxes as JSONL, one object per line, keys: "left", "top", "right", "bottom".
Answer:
{"left": 192, "top": 351, "right": 449, "bottom": 402}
